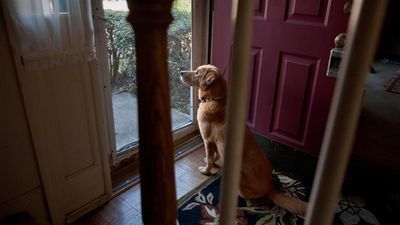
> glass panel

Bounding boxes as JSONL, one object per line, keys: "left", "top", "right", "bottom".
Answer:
{"left": 103, "top": 0, "right": 193, "bottom": 152}
{"left": 168, "top": 0, "right": 192, "bottom": 131}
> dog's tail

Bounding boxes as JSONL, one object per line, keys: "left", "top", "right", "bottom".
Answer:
{"left": 266, "top": 189, "right": 308, "bottom": 216}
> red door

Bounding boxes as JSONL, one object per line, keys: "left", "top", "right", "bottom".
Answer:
{"left": 212, "top": 0, "right": 349, "bottom": 155}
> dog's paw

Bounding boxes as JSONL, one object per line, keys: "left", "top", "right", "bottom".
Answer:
{"left": 198, "top": 165, "right": 209, "bottom": 174}
{"left": 198, "top": 165, "right": 211, "bottom": 175}
{"left": 199, "top": 165, "right": 220, "bottom": 176}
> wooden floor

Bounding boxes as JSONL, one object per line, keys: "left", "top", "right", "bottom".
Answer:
{"left": 72, "top": 147, "right": 208, "bottom": 225}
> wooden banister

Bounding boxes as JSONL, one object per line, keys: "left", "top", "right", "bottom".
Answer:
{"left": 126, "top": 1, "right": 177, "bottom": 225}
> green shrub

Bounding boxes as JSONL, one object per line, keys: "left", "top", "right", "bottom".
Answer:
{"left": 104, "top": 10, "right": 136, "bottom": 93}
{"left": 104, "top": 2, "right": 191, "bottom": 114}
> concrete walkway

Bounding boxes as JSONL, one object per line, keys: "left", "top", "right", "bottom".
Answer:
{"left": 112, "top": 91, "right": 191, "bottom": 150}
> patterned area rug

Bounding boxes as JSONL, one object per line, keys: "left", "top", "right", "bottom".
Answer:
{"left": 177, "top": 172, "right": 381, "bottom": 225}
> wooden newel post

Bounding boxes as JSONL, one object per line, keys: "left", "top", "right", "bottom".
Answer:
{"left": 126, "top": 1, "right": 177, "bottom": 225}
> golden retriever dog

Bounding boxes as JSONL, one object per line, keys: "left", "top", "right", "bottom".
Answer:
{"left": 180, "top": 64, "right": 308, "bottom": 216}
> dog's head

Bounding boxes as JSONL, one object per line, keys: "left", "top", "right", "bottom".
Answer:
{"left": 180, "top": 64, "right": 220, "bottom": 89}
{"left": 180, "top": 64, "right": 226, "bottom": 100}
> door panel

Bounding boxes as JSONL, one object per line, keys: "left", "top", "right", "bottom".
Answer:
{"left": 212, "top": 0, "right": 349, "bottom": 155}
{"left": 271, "top": 53, "right": 317, "bottom": 145}
{"left": 246, "top": 48, "right": 263, "bottom": 129}
{"left": 286, "top": 0, "right": 329, "bottom": 26}
{"left": 52, "top": 67, "right": 98, "bottom": 177}
{"left": 254, "top": 0, "right": 267, "bottom": 18}
{"left": 48, "top": 64, "right": 109, "bottom": 214}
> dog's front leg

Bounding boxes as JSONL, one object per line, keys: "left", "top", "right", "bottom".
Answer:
{"left": 203, "top": 144, "right": 220, "bottom": 168}
{"left": 199, "top": 141, "right": 216, "bottom": 175}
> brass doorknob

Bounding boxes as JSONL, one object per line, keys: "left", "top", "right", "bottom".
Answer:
{"left": 334, "top": 33, "right": 346, "bottom": 49}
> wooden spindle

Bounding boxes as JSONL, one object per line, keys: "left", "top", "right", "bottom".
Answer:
{"left": 219, "top": 0, "right": 254, "bottom": 225}
{"left": 305, "top": 0, "right": 388, "bottom": 224}
{"left": 126, "top": 1, "right": 176, "bottom": 225}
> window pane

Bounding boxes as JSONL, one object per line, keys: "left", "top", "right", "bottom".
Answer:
{"left": 103, "top": 0, "right": 193, "bottom": 152}
{"left": 169, "top": 0, "right": 192, "bottom": 131}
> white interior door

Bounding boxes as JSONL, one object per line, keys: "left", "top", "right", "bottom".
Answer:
{"left": 1, "top": 3, "right": 112, "bottom": 225}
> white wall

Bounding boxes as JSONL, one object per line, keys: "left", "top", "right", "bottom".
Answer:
{"left": 0, "top": 9, "right": 50, "bottom": 225}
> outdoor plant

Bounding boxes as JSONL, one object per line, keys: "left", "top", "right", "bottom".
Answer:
{"left": 104, "top": 10, "right": 136, "bottom": 93}
{"left": 104, "top": 0, "right": 191, "bottom": 114}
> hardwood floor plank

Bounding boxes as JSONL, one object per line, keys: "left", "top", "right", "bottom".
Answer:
{"left": 72, "top": 147, "right": 208, "bottom": 225}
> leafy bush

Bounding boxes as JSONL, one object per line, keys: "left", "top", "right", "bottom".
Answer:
{"left": 104, "top": 2, "right": 191, "bottom": 114}
{"left": 104, "top": 10, "right": 136, "bottom": 92}
{"left": 168, "top": 7, "right": 192, "bottom": 115}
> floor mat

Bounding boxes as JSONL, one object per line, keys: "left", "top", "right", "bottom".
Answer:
{"left": 177, "top": 172, "right": 381, "bottom": 225}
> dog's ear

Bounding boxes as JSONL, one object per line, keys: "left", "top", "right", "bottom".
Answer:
{"left": 205, "top": 73, "right": 217, "bottom": 85}
{"left": 208, "top": 67, "right": 220, "bottom": 76}
{"left": 200, "top": 71, "right": 217, "bottom": 90}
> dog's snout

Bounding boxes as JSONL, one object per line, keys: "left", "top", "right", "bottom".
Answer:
{"left": 180, "top": 70, "right": 193, "bottom": 77}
